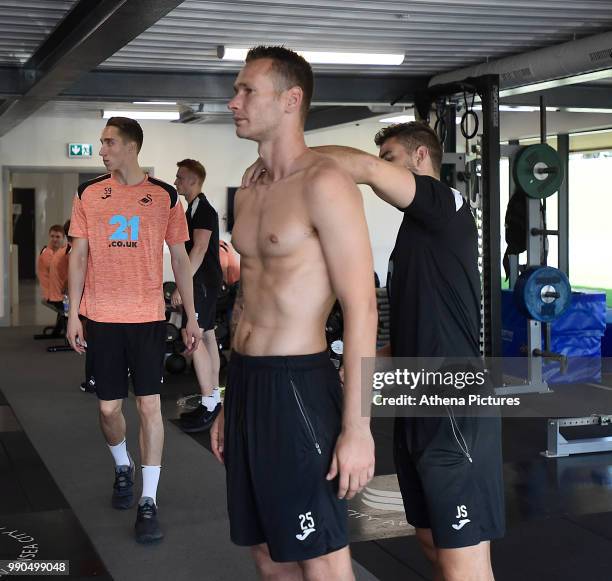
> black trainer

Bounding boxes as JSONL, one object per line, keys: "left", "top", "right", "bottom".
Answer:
{"left": 80, "top": 379, "right": 96, "bottom": 393}
{"left": 179, "top": 401, "right": 205, "bottom": 419}
{"left": 179, "top": 403, "right": 221, "bottom": 433}
{"left": 112, "top": 454, "right": 135, "bottom": 510}
{"left": 135, "top": 497, "right": 163, "bottom": 544}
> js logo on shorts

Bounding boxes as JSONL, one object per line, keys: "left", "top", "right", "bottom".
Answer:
{"left": 452, "top": 505, "right": 471, "bottom": 530}
{"left": 138, "top": 194, "right": 153, "bottom": 206}
{"left": 295, "top": 512, "right": 316, "bottom": 541}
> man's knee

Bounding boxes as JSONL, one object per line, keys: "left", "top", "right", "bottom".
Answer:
{"left": 250, "top": 545, "right": 301, "bottom": 581}
{"left": 415, "top": 528, "right": 438, "bottom": 564}
{"left": 98, "top": 399, "right": 122, "bottom": 420}
{"left": 438, "top": 542, "right": 493, "bottom": 581}
{"left": 203, "top": 329, "right": 217, "bottom": 349}
{"left": 135, "top": 395, "right": 161, "bottom": 418}
{"left": 298, "top": 547, "right": 354, "bottom": 581}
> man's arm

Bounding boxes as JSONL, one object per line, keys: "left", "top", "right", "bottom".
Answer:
{"left": 67, "top": 238, "right": 88, "bottom": 353}
{"left": 168, "top": 243, "right": 200, "bottom": 353}
{"left": 171, "top": 228, "right": 211, "bottom": 307}
{"left": 313, "top": 145, "right": 417, "bottom": 209}
{"left": 307, "top": 164, "right": 378, "bottom": 499}
{"left": 188, "top": 228, "right": 211, "bottom": 275}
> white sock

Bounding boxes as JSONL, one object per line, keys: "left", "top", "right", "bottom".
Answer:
{"left": 202, "top": 388, "right": 220, "bottom": 411}
{"left": 141, "top": 465, "right": 161, "bottom": 505}
{"left": 108, "top": 439, "right": 130, "bottom": 467}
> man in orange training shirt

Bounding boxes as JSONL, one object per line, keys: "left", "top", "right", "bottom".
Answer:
{"left": 37, "top": 224, "right": 65, "bottom": 302}
{"left": 47, "top": 220, "right": 72, "bottom": 308}
{"left": 67, "top": 117, "right": 199, "bottom": 544}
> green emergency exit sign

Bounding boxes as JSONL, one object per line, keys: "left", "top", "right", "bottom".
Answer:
{"left": 67, "top": 143, "right": 93, "bottom": 158}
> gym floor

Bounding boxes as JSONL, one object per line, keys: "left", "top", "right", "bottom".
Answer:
{"left": 2, "top": 284, "right": 612, "bottom": 580}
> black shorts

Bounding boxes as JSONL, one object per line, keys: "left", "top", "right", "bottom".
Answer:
{"left": 86, "top": 320, "right": 166, "bottom": 401}
{"left": 181, "top": 281, "right": 218, "bottom": 331}
{"left": 224, "top": 351, "right": 347, "bottom": 562}
{"left": 394, "top": 412, "right": 505, "bottom": 549}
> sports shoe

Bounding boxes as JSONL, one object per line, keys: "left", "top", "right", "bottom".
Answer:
{"left": 135, "top": 497, "right": 164, "bottom": 544}
{"left": 176, "top": 393, "right": 203, "bottom": 409}
{"left": 179, "top": 403, "right": 221, "bottom": 433}
{"left": 112, "top": 453, "right": 135, "bottom": 510}
{"left": 179, "top": 401, "right": 205, "bottom": 419}
{"left": 79, "top": 379, "right": 96, "bottom": 393}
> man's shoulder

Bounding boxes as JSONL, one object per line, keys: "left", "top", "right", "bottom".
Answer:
{"left": 197, "top": 194, "right": 218, "bottom": 216}
{"left": 77, "top": 174, "right": 111, "bottom": 199}
{"left": 147, "top": 176, "right": 179, "bottom": 208}
{"left": 302, "top": 155, "right": 357, "bottom": 203}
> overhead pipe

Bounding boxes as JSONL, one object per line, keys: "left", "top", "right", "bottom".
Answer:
{"left": 429, "top": 30, "right": 612, "bottom": 91}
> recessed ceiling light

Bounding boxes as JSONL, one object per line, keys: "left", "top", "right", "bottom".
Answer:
{"left": 379, "top": 114, "right": 415, "bottom": 123}
{"left": 218, "top": 46, "right": 404, "bottom": 66}
{"left": 132, "top": 101, "right": 177, "bottom": 106}
{"left": 102, "top": 110, "right": 180, "bottom": 120}
{"left": 564, "top": 107, "right": 612, "bottom": 114}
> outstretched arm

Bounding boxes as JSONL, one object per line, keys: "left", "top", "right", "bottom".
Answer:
{"left": 242, "top": 146, "right": 417, "bottom": 209}
{"left": 313, "top": 145, "right": 417, "bottom": 209}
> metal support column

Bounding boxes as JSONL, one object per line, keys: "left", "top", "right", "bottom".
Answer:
{"left": 557, "top": 133, "right": 570, "bottom": 276}
{"left": 479, "top": 75, "right": 502, "bottom": 358}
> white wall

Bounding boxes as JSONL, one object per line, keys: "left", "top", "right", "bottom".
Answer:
{"left": 12, "top": 172, "right": 78, "bottom": 261}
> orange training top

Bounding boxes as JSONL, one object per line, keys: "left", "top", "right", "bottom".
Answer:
{"left": 219, "top": 240, "right": 240, "bottom": 285}
{"left": 47, "top": 245, "right": 70, "bottom": 302}
{"left": 37, "top": 246, "right": 55, "bottom": 300}
{"left": 69, "top": 173, "right": 188, "bottom": 323}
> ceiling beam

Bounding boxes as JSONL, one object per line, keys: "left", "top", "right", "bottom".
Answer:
{"left": 0, "top": 0, "right": 186, "bottom": 137}
{"left": 57, "top": 70, "right": 427, "bottom": 106}
{"left": 305, "top": 106, "right": 379, "bottom": 132}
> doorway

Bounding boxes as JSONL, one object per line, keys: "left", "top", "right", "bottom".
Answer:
{"left": 12, "top": 188, "right": 35, "bottom": 280}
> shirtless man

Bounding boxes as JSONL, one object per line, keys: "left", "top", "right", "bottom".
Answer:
{"left": 210, "top": 46, "right": 378, "bottom": 580}
{"left": 246, "top": 123, "right": 504, "bottom": 580}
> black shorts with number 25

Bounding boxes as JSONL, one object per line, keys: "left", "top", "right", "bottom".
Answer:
{"left": 224, "top": 351, "right": 348, "bottom": 562}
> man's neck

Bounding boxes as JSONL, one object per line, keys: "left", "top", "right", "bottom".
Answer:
{"left": 112, "top": 162, "right": 146, "bottom": 186}
{"left": 185, "top": 190, "right": 200, "bottom": 204}
{"left": 258, "top": 131, "right": 308, "bottom": 181}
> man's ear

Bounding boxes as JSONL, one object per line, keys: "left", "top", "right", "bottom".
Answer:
{"left": 285, "top": 86, "right": 303, "bottom": 115}
{"left": 416, "top": 144, "right": 429, "bottom": 165}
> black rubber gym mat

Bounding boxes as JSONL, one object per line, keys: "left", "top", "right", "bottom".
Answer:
{"left": 0, "top": 411, "right": 110, "bottom": 579}
{"left": 0, "top": 510, "right": 112, "bottom": 580}
{"left": 351, "top": 538, "right": 430, "bottom": 580}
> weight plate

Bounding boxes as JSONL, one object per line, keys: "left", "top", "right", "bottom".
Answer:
{"left": 513, "top": 144, "right": 564, "bottom": 199}
{"left": 514, "top": 266, "right": 571, "bottom": 322}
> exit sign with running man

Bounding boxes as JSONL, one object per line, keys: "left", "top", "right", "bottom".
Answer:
{"left": 67, "top": 143, "right": 93, "bottom": 158}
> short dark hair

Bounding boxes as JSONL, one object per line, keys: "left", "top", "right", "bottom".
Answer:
{"left": 49, "top": 224, "right": 64, "bottom": 235}
{"left": 246, "top": 45, "right": 313, "bottom": 122}
{"left": 63, "top": 219, "right": 71, "bottom": 238}
{"left": 176, "top": 159, "right": 206, "bottom": 184}
{"left": 375, "top": 121, "right": 443, "bottom": 174}
{"left": 105, "top": 117, "right": 144, "bottom": 153}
